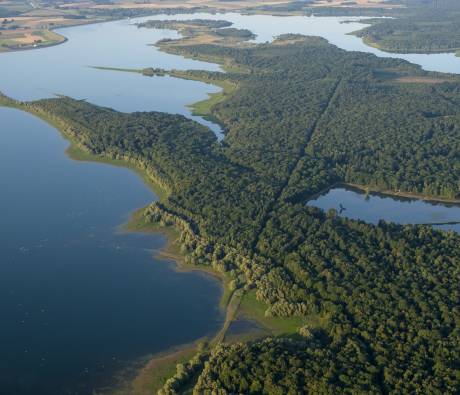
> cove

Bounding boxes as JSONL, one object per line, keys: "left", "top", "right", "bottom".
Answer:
{"left": 0, "top": 107, "right": 222, "bottom": 394}
{"left": 308, "top": 186, "right": 460, "bottom": 233}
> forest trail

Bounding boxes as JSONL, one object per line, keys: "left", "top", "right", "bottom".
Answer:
{"left": 251, "top": 77, "right": 343, "bottom": 251}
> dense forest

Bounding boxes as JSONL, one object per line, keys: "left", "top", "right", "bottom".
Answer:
{"left": 191, "top": 337, "right": 382, "bottom": 394}
{"left": 137, "top": 19, "right": 256, "bottom": 44}
{"left": 247, "top": 0, "right": 460, "bottom": 54}
{"left": 353, "top": 0, "right": 460, "bottom": 53}
{"left": 2, "top": 31, "right": 459, "bottom": 394}
{"left": 137, "top": 20, "right": 233, "bottom": 30}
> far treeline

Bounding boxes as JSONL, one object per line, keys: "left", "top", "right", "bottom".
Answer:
{"left": 137, "top": 19, "right": 256, "bottom": 41}
{"left": 2, "top": 32, "right": 459, "bottom": 394}
{"left": 247, "top": 0, "right": 460, "bottom": 55}
{"left": 352, "top": 0, "right": 460, "bottom": 54}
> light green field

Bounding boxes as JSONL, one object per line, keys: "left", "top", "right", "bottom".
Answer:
{"left": 237, "top": 290, "right": 304, "bottom": 335}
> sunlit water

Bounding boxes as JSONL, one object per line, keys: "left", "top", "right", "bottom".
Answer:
{"left": 0, "top": 17, "right": 224, "bottom": 138}
{"left": 0, "top": 108, "right": 223, "bottom": 395}
{"left": 135, "top": 13, "right": 460, "bottom": 74}
{"left": 0, "top": 11, "right": 459, "bottom": 395}
{"left": 308, "top": 187, "right": 460, "bottom": 233}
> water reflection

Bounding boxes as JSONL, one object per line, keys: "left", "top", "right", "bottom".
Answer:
{"left": 138, "top": 13, "right": 460, "bottom": 74}
{"left": 0, "top": 107, "right": 223, "bottom": 395}
{"left": 308, "top": 186, "right": 460, "bottom": 233}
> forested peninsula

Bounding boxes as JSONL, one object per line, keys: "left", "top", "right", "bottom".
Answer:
{"left": 1, "top": 26, "right": 459, "bottom": 395}
{"left": 243, "top": 0, "right": 460, "bottom": 56}
{"left": 351, "top": 0, "right": 460, "bottom": 54}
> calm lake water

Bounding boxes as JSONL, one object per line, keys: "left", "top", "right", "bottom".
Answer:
{"left": 0, "top": 107, "right": 222, "bottom": 395}
{"left": 0, "top": 17, "right": 224, "bottom": 138}
{"left": 135, "top": 13, "right": 460, "bottom": 74}
{"left": 0, "top": 11, "right": 459, "bottom": 395}
{"left": 308, "top": 187, "right": 460, "bottom": 233}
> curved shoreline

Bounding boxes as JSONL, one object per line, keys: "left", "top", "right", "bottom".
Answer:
{"left": 2, "top": 11, "right": 460, "bottom": 393}
{"left": 0, "top": 35, "right": 68, "bottom": 53}
{"left": 0, "top": 103, "right": 232, "bottom": 395}
{"left": 356, "top": 35, "right": 460, "bottom": 56}
{"left": 307, "top": 181, "right": 460, "bottom": 206}
{"left": 0, "top": 17, "right": 105, "bottom": 54}
{"left": 3, "top": 10, "right": 460, "bottom": 61}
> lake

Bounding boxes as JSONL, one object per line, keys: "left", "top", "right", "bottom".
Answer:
{"left": 308, "top": 186, "right": 460, "bottom": 233}
{"left": 0, "top": 10, "right": 459, "bottom": 395}
{"left": 130, "top": 13, "right": 460, "bottom": 74}
{"left": 0, "top": 107, "right": 223, "bottom": 395}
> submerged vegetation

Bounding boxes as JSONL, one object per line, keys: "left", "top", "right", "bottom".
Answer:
{"left": 2, "top": 12, "right": 460, "bottom": 395}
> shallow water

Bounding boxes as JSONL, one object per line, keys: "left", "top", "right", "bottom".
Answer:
{"left": 308, "top": 186, "right": 460, "bottom": 233}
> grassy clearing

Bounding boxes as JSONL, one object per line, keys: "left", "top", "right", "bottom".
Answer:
{"left": 394, "top": 76, "right": 450, "bottom": 84}
{"left": 169, "top": 70, "right": 238, "bottom": 123}
{"left": 238, "top": 290, "right": 331, "bottom": 336}
{"left": 189, "top": 79, "right": 236, "bottom": 117}
{"left": 238, "top": 290, "right": 305, "bottom": 335}
{"left": 37, "top": 29, "right": 66, "bottom": 44}
{"left": 0, "top": 28, "right": 66, "bottom": 51}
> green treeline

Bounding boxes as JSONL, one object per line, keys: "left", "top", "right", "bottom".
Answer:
{"left": 137, "top": 19, "right": 233, "bottom": 30}
{"left": 4, "top": 34, "right": 460, "bottom": 394}
{"left": 354, "top": 1, "right": 460, "bottom": 53}
{"left": 171, "top": 36, "right": 459, "bottom": 200}
{"left": 192, "top": 337, "right": 382, "bottom": 394}
{"left": 137, "top": 19, "right": 256, "bottom": 42}
{"left": 249, "top": 0, "right": 460, "bottom": 55}
{"left": 214, "top": 28, "right": 255, "bottom": 39}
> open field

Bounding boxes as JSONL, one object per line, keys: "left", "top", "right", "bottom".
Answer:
{"left": 93, "top": 0, "right": 295, "bottom": 11}
{"left": 394, "top": 76, "right": 452, "bottom": 84}
{"left": 0, "top": 0, "right": 407, "bottom": 52}
{"left": 0, "top": 0, "right": 292, "bottom": 52}
{"left": 312, "top": 0, "right": 401, "bottom": 8}
{"left": 0, "top": 4, "right": 102, "bottom": 51}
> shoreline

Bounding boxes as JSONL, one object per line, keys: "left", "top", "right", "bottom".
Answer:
{"left": 0, "top": 17, "right": 107, "bottom": 54}
{"left": 0, "top": 103, "right": 235, "bottom": 395}
{"left": 307, "top": 181, "right": 460, "bottom": 206}
{"left": 0, "top": 36, "right": 68, "bottom": 53}
{"left": 354, "top": 34, "right": 460, "bottom": 56}
{"left": 2, "top": 7, "right": 459, "bottom": 60}
{"left": 2, "top": 10, "right": 459, "bottom": 393}
{"left": 122, "top": 206, "right": 233, "bottom": 311}
{"left": 347, "top": 183, "right": 460, "bottom": 205}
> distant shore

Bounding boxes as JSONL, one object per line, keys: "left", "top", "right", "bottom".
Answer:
{"left": 308, "top": 181, "right": 460, "bottom": 206}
